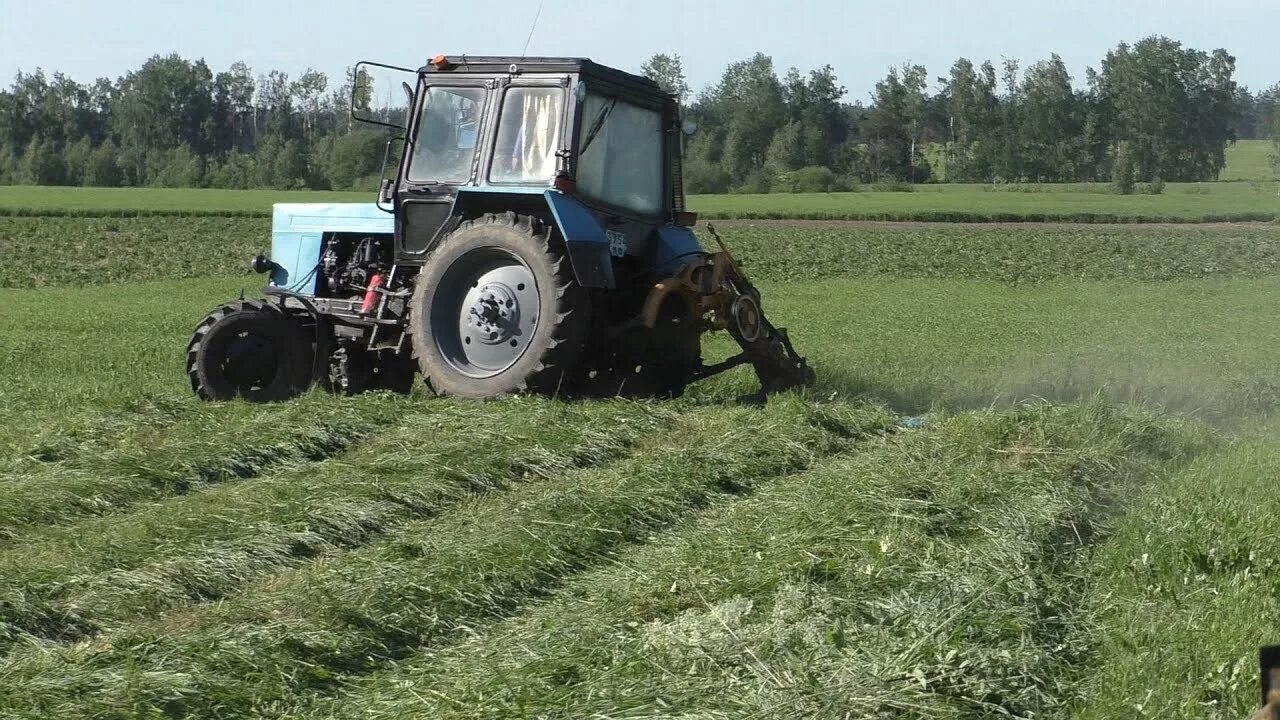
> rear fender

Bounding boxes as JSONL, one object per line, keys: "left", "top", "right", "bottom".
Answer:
{"left": 449, "top": 188, "right": 616, "bottom": 289}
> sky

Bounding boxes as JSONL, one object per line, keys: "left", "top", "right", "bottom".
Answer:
{"left": 2, "top": 0, "right": 1278, "bottom": 100}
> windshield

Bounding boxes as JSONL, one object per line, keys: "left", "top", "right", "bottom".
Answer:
{"left": 490, "top": 87, "right": 565, "bottom": 184}
{"left": 575, "top": 91, "right": 664, "bottom": 216}
{"left": 408, "top": 86, "right": 486, "bottom": 183}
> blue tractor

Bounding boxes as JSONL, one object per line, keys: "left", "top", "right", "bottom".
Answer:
{"left": 187, "top": 55, "right": 813, "bottom": 401}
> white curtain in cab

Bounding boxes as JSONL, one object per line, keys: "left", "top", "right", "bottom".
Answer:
{"left": 516, "top": 90, "right": 560, "bottom": 180}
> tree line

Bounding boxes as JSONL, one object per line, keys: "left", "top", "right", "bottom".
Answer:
{"left": 0, "top": 56, "right": 387, "bottom": 191}
{"left": 659, "top": 36, "right": 1278, "bottom": 194}
{"left": 0, "top": 36, "right": 1276, "bottom": 194}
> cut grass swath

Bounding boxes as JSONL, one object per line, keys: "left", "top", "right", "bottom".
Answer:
{"left": 314, "top": 400, "right": 1214, "bottom": 719}
{"left": 0, "top": 398, "right": 674, "bottom": 648}
{"left": 0, "top": 396, "right": 408, "bottom": 538}
{"left": 0, "top": 399, "right": 892, "bottom": 718}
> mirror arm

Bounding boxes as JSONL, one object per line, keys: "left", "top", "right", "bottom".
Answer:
{"left": 375, "top": 138, "right": 401, "bottom": 214}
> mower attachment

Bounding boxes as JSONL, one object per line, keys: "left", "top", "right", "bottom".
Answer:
{"left": 639, "top": 224, "right": 814, "bottom": 397}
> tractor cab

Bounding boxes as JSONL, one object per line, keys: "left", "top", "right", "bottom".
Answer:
{"left": 185, "top": 55, "right": 812, "bottom": 403}
{"left": 366, "top": 56, "right": 695, "bottom": 290}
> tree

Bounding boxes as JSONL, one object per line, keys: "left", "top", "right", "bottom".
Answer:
{"left": 321, "top": 130, "right": 386, "bottom": 190}
{"left": 704, "top": 53, "right": 787, "bottom": 187}
{"left": 83, "top": 141, "right": 121, "bottom": 186}
{"left": 1112, "top": 140, "right": 1136, "bottom": 194}
{"left": 257, "top": 70, "right": 295, "bottom": 140}
{"left": 63, "top": 136, "right": 93, "bottom": 185}
{"left": 1258, "top": 83, "right": 1280, "bottom": 140}
{"left": 112, "top": 54, "right": 216, "bottom": 183}
{"left": 780, "top": 64, "right": 846, "bottom": 168}
{"left": 214, "top": 62, "right": 256, "bottom": 154}
{"left": 764, "top": 121, "right": 805, "bottom": 176}
{"left": 1018, "top": 55, "right": 1084, "bottom": 181}
{"left": 20, "top": 137, "right": 65, "bottom": 185}
{"left": 940, "top": 58, "right": 1000, "bottom": 181}
{"left": 641, "top": 54, "right": 690, "bottom": 105}
{"left": 862, "top": 64, "right": 928, "bottom": 181}
{"left": 291, "top": 68, "right": 328, "bottom": 146}
{"left": 1096, "top": 37, "right": 1238, "bottom": 181}
{"left": 1272, "top": 103, "right": 1280, "bottom": 173}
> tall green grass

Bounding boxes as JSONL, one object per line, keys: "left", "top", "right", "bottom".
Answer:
{"left": 693, "top": 182, "right": 1280, "bottom": 223}
{"left": 721, "top": 222, "right": 1280, "bottom": 284}
{"left": 0, "top": 216, "right": 265, "bottom": 287}
{"left": 1071, "top": 424, "right": 1280, "bottom": 718}
{"left": 0, "top": 186, "right": 367, "bottom": 217}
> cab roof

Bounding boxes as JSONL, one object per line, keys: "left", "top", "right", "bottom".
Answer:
{"left": 417, "top": 56, "right": 667, "bottom": 99}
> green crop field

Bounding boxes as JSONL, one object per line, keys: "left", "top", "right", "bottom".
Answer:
{"left": 1, "top": 176, "right": 1278, "bottom": 223}
{"left": 2, "top": 202, "right": 1280, "bottom": 717}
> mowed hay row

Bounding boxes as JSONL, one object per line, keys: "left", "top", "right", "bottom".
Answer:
{"left": 0, "top": 395, "right": 410, "bottom": 537}
{"left": 711, "top": 222, "right": 1280, "bottom": 284}
{"left": 0, "top": 399, "right": 893, "bottom": 718}
{"left": 1072, "top": 428, "right": 1280, "bottom": 719}
{"left": 0, "top": 399, "right": 675, "bottom": 649}
{"left": 314, "top": 400, "right": 1214, "bottom": 720}
{"left": 0, "top": 394, "right": 189, "bottom": 470}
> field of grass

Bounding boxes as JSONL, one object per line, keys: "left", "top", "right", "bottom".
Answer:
{"left": 1, "top": 177, "right": 1277, "bottom": 223}
{"left": 1221, "top": 139, "right": 1279, "bottom": 182}
{"left": 8, "top": 216, "right": 1280, "bottom": 289}
{"left": 2, "top": 200, "right": 1280, "bottom": 716}
{"left": 0, "top": 186, "right": 369, "bottom": 217}
{"left": 698, "top": 181, "right": 1280, "bottom": 223}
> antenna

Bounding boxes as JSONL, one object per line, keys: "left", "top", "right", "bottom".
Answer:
{"left": 521, "top": 0, "right": 545, "bottom": 58}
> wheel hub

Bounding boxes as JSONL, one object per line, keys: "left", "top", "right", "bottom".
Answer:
{"left": 432, "top": 249, "right": 540, "bottom": 379}
{"left": 222, "top": 331, "right": 278, "bottom": 390}
{"left": 467, "top": 282, "right": 522, "bottom": 345}
{"left": 731, "top": 295, "right": 764, "bottom": 343}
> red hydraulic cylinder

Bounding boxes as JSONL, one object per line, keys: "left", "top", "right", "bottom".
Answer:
{"left": 360, "top": 274, "right": 385, "bottom": 314}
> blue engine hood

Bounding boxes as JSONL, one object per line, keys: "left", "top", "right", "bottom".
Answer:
{"left": 269, "top": 203, "right": 394, "bottom": 294}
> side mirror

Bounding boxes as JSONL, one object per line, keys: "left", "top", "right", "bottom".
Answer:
{"left": 682, "top": 120, "right": 698, "bottom": 136}
{"left": 351, "top": 60, "right": 417, "bottom": 130}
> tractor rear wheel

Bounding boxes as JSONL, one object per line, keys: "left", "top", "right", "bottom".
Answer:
{"left": 408, "top": 213, "right": 589, "bottom": 399}
{"left": 187, "top": 299, "right": 313, "bottom": 402}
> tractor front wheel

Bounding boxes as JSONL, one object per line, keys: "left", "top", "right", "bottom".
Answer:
{"left": 187, "top": 299, "right": 314, "bottom": 402}
{"left": 408, "top": 213, "right": 589, "bottom": 399}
